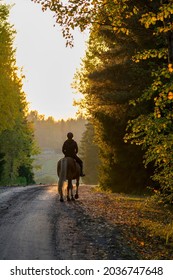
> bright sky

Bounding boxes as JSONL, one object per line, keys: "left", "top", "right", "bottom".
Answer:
{"left": 3, "top": 0, "right": 88, "bottom": 120}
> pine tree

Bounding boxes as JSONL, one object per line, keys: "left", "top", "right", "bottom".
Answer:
{"left": 34, "top": 0, "right": 173, "bottom": 199}
{"left": 73, "top": 21, "right": 154, "bottom": 193}
{"left": 79, "top": 122, "right": 99, "bottom": 185}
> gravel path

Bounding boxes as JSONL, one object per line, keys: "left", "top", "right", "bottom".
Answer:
{"left": 0, "top": 184, "right": 140, "bottom": 260}
{"left": 51, "top": 185, "right": 140, "bottom": 259}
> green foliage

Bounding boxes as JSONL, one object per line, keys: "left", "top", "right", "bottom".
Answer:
{"left": 73, "top": 18, "right": 153, "bottom": 193}
{"left": 0, "top": 3, "right": 36, "bottom": 185}
{"left": 32, "top": 0, "right": 145, "bottom": 46}
{"left": 34, "top": 0, "right": 173, "bottom": 201}
{"left": 0, "top": 3, "right": 19, "bottom": 132}
{"left": 125, "top": 66, "right": 173, "bottom": 201}
{"left": 124, "top": 1, "right": 173, "bottom": 202}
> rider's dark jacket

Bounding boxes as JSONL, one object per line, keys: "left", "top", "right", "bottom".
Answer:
{"left": 62, "top": 139, "right": 78, "bottom": 158}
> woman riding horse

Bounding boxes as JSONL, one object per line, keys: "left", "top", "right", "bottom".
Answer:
{"left": 57, "top": 132, "right": 85, "bottom": 202}
{"left": 62, "top": 132, "right": 85, "bottom": 177}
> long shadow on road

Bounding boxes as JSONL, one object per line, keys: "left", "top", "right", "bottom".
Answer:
{"left": 51, "top": 194, "right": 140, "bottom": 260}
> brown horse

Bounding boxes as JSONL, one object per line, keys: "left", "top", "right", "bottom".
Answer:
{"left": 57, "top": 157, "right": 80, "bottom": 202}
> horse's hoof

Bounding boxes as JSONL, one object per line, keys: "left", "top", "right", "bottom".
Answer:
{"left": 71, "top": 197, "right": 75, "bottom": 201}
{"left": 60, "top": 198, "right": 64, "bottom": 202}
{"left": 67, "top": 196, "right": 71, "bottom": 201}
{"left": 75, "top": 194, "right": 79, "bottom": 199}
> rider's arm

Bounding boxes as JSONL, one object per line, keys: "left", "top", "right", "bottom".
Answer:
{"left": 74, "top": 141, "right": 78, "bottom": 154}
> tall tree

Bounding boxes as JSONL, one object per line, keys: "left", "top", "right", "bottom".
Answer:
{"left": 34, "top": 0, "right": 173, "bottom": 198}
{"left": 0, "top": 2, "right": 36, "bottom": 185}
{"left": 124, "top": 1, "right": 173, "bottom": 202}
{"left": 73, "top": 19, "right": 154, "bottom": 192}
{"left": 79, "top": 122, "right": 99, "bottom": 185}
{"left": 0, "top": 3, "right": 19, "bottom": 132}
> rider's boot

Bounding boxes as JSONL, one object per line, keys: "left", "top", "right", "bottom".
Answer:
{"left": 80, "top": 168, "right": 85, "bottom": 177}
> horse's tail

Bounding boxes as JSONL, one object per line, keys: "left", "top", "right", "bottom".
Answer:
{"left": 58, "top": 158, "right": 67, "bottom": 195}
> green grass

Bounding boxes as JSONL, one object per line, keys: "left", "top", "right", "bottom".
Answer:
{"left": 33, "top": 150, "right": 62, "bottom": 184}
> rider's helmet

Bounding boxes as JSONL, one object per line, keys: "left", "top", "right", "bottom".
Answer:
{"left": 67, "top": 132, "right": 73, "bottom": 139}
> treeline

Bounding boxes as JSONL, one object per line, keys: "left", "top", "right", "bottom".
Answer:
{"left": 28, "top": 111, "right": 87, "bottom": 185}
{"left": 28, "top": 111, "right": 86, "bottom": 152}
{"left": 36, "top": 0, "right": 173, "bottom": 202}
{"left": 0, "top": 3, "right": 36, "bottom": 185}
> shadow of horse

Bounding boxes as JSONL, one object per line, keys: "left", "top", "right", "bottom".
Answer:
{"left": 57, "top": 157, "right": 80, "bottom": 202}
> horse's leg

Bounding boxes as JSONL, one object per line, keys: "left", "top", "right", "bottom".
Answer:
{"left": 71, "top": 180, "right": 75, "bottom": 200}
{"left": 58, "top": 159, "right": 67, "bottom": 202}
{"left": 67, "top": 179, "right": 71, "bottom": 201}
{"left": 75, "top": 178, "right": 79, "bottom": 199}
{"left": 67, "top": 179, "right": 74, "bottom": 201}
{"left": 58, "top": 181, "right": 64, "bottom": 202}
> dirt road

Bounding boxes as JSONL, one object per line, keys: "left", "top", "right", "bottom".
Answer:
{"left": 0, "top": 185, "right": 138, "bottom": 260}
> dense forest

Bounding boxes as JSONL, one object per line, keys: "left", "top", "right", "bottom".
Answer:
{"left": 34, "top": 0, "right": 173, "bottom": 203}
{"left": 0, "top": 3, "right": 36, "bottom": 186}
{"left": 1, "top": 1, "right": 173, "bottom": 203}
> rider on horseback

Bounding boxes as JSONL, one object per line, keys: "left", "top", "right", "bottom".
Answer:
{"left": 62, "top": 132, "right": 85, "bottom": 177}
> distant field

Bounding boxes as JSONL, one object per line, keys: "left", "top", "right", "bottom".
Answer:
{"left": 33, "top": 151, "right": 62, "bottom": 184}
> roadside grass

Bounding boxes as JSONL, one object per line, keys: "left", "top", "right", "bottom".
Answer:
{"left": 33, "top": 151, "right": 62, "bottom": 184}
{"left": 89, "top": 186, "right": 173, "bottom": 259}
